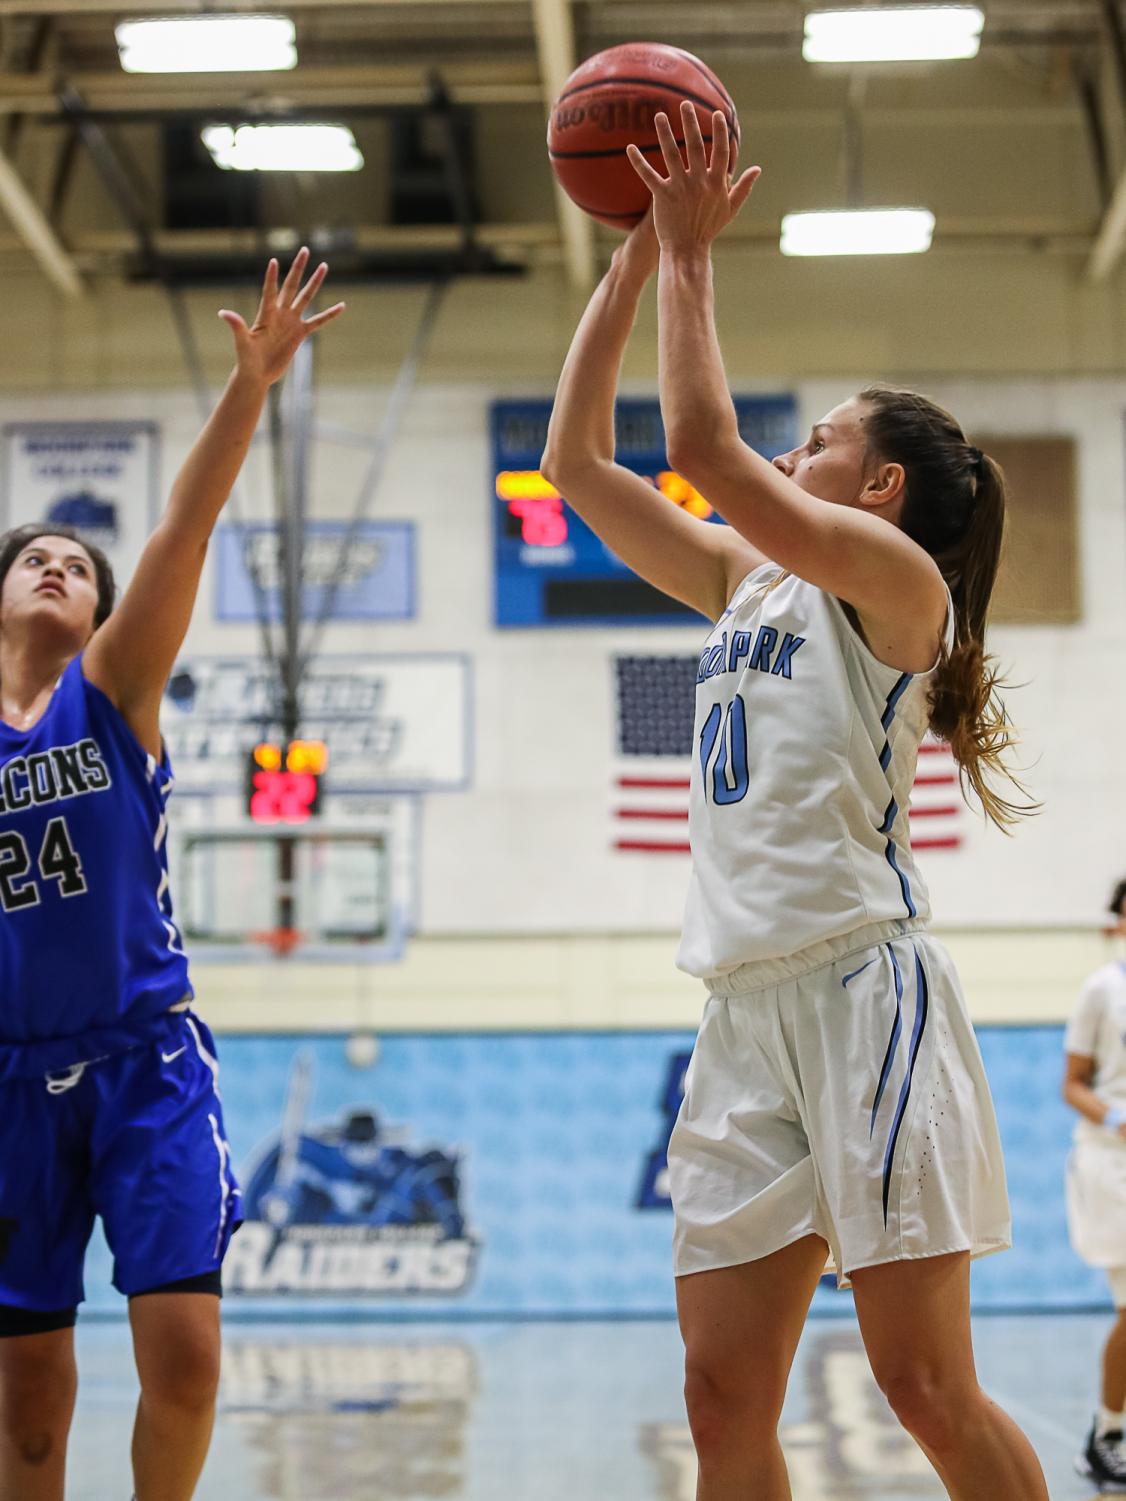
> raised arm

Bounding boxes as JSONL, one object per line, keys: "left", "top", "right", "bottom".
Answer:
{"left": 83, "top": 250, "right": 345, "bottom": 757}
{"left": 539, "top": 212, "right": 766, "bottom": 624}
{"left": 628, "top": 105, "right": 946, "bottom": 658}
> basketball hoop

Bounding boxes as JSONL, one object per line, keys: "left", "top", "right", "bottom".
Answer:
{"left": 179, "top": 827, "right": 399, "bottom": 962}
{"left": 249, "top": 927, "right": 303, "bottom": 959}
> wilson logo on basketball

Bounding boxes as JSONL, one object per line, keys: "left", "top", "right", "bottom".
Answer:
{"left": 616, "top": 47, "right": 677, "bottom": 71}
{"left": 552, "top": 99, "right": 666, "bottom": 137}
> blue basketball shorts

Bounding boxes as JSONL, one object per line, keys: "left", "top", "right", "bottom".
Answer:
{"left": 0, "top": 1013, "right": 242, "bottom": 1311}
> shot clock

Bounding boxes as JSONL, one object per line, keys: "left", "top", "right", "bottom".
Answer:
{"left": 245, "top": 739, "right": 328, "bottom": 824}
{"left": 492, "top": 396, "right": 797, "bottom": 627}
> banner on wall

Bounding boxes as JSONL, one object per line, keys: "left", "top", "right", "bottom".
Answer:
{"left": 214, "top": 520, "right": 415, "bottom": 623}
{"left": 228, "top": 1052, "right": 479, "bottom": 1296}
{"left": 79, "top": 1026, "right": 1101, "bottom": 1316}
{"left": 82, "top": 1032, "right": 686, "bottom": 1315}
{"left": 161, "top": 653, "right": 472, "bottom": 794}
{"left": 1, "top": 421, "right": 159, "bottom": 580}
{"left": 637, "top": 1051, "right": 691, "bottom": 1209}
{"left": 611, "top": 655, "right": 966, "bottom": 854}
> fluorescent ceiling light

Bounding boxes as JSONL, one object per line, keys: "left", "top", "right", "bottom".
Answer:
{"left": 803, "top": 6, "right": 984, "bottom": 63}
{"left": 116, "top": 15, "right": 297, "bottom": 74}
{"left": 202, "top": 124, "right": 364, "bottom": 173}
{"left": 780, "top": 208, "right": 936, "bottom": 256}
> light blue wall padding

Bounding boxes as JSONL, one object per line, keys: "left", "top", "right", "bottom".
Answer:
{"left": 79, "top": 1026, "right": 1109, "bottom": 1317}
{"left": 972, "top": 1028, "right": 1108, "bottom": 1309}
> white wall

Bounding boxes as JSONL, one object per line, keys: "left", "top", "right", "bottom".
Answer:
{"left": 191, "top": 928, "right": 1122, "bottom": 1034}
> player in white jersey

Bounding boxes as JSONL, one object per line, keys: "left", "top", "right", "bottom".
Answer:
{"left": 542, "top": 106, "right": 1046, "bottom": 1500}
{"left": 1064, "top": 879, "right": 1126, "bottom": 1492}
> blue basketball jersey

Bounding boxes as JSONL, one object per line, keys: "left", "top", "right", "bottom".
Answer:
{"left": 0, "top": 656, "right": 192, "bottom": 1081}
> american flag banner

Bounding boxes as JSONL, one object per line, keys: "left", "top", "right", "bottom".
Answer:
{"left": 908, "top": 738, "right": 966, "bottom": 850}
{"left": 611, "top": 656, "right": 966, "bottom": 855}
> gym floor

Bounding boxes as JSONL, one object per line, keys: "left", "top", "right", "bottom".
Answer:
{"left": 70, "top": 1311, "right": 1103, "bottom": 1499}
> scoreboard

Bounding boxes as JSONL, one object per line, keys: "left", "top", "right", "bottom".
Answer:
{"left": 492, "top": 395, "right": 798, "bottom": 627}
{"left": 245, "top": 739, "right": 328, "bottom": 823}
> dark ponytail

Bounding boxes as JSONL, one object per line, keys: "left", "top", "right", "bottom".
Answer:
{"left": 860, "top": 386, "right": 1035, "bottom": 830}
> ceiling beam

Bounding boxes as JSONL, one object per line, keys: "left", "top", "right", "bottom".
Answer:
{"left": 0, "top": 68, "right": 1088, "bottom": 123}
{"left": 1088, "top": 167, "right": 1126, "bottom": 280}
{"left": 0, "top": 145, "right": 82, "bottom": 295}
{"left": 530, "top": 0, "right": 595, "bottom": 291}
{"left": 0, "top": 63, "right": 544, "bottom": 114}
{"left": 1088, "top": 0, "right": 1126, "bottom": 280}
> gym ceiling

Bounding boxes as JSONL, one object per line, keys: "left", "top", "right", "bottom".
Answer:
{"left": 0, "top": 1, "right": 1122, "bottom": 296}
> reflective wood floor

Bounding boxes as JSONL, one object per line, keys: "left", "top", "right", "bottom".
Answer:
{"left": 68, "top": 1312, "right": 1103, "bottom": 1499}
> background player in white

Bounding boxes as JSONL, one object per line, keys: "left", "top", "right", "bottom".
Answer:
{"left": 542, "top": 107, "right": 1045, "bottom": 1500}
{"left": 0, "top": 251, "right": 343, "bottom": 1501}
{"left": 1064, "top": 877, "right": 1126, "bottom": 1492}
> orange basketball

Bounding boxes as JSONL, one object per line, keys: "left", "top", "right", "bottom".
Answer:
{"left": 547, "top": 42, "right": 740, "bottom": 230}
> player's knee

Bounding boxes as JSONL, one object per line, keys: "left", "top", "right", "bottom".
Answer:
{"left": 683, "top": 1357, "right": 784, "bottom": 1458}
{"left": 141, "top": 1331, "right": 220, "bottom": 1414}
{"left": 1, "top": 1420, "right": 59, "bottom": 1469}
{"left": 0, "top": 1351, "right": 76, "bottom": 1462}
{"left": 874, "top": 1365, "right": 972, "bottom": 1455}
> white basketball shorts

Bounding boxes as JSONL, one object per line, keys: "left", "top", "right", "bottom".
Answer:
{"left": 1067, "top": 1131, "right": 1126, "bottom": 1274}
{"left": 669, "top": 919, "right": 1012, "bottom": 1285}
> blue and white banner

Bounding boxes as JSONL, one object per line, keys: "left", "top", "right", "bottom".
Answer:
{"left": 162, "top": 653, "right": 472, "bottom": 795}
{"left": 79, "top": 1025, "right": 1105, "bottom": 1317}
{"left": 1, "top": 421, "right": 159, "bottom": 582}
{"left": 214, "top": 520, "right": 415, "bottom": 623}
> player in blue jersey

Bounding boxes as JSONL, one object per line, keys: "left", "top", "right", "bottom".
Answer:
{"left": 542, "top": 108, "right": 1046, "bottom": 1499}
{"left": 0, "top": 250, "right": 343, "bottom": 1501}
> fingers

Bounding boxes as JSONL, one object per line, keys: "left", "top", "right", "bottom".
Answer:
{"left": 653, "top": 110, "right": 683, "bottom": 177}
{"left": 626, "top": 142, "right": 666, "bottom": 192}
{"left": 278, "top": 245, "right": 310, "bottom": 306}
{"left": 292, "top": 260, "right": 328, "bottom": 312}
{"left": 728, "top": 165, "right": 761, "bottom": 216}
{"left": 254, "top": 259, "right": 278, "bottom": 324}
{"left": 681, "top": 100, "right": 708, "bottom": 174}
{"left": 218, "top": 308, "right": 249, "bottom": 344}
{"left": 303, "top": 301, "right": 346, "bottom": 332}
{"left": 708, "top": 110, "right": 730, "bottom": 178}
{"left": 642, "top": 106, "right": 738, "bottom": 188}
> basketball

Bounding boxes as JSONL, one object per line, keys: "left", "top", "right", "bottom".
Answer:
{"left": 547, "top": 42, "right": 740, "bottom": 229}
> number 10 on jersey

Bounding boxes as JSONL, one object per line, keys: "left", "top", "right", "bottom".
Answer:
{"left": 700, "top": 696, "right": 749, "bottom": 805}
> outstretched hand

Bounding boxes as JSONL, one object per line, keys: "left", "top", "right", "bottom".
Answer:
{"left": 219, "top": 248, "right": 346, "bottom": 386}
{"left": 626, "top": 103, "right": 760, "bottom": 256}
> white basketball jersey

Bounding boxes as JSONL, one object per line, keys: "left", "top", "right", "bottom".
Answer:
{"left": 678, "top": 565, "right": 954, "bottom": 978}
{"left": 1065, "top": 963, "right": 1126, "bottom": 1141}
